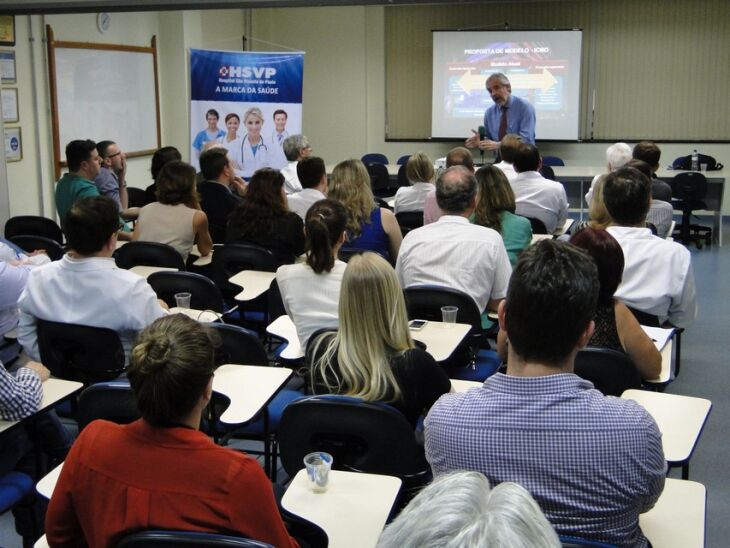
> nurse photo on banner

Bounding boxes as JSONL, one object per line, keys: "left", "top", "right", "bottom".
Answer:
{"left": 189, "top": 49, "right": 304, "bottom": 175}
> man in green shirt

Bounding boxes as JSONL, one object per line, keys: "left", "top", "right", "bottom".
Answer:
{"left": 55, "top": 140, "right": 102, "bottom": 221}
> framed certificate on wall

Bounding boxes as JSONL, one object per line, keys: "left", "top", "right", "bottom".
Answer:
{"left": 1, "top": 87, "right": 18, "bottom": 122}
{"left": 4, "top": 126, "right": 22, "bottom": 162}
{"left": 0, "top": 50, "right": 15, "bottom": 83}
{"left": 0, "top": 16, "right": 15, "bottom": 47}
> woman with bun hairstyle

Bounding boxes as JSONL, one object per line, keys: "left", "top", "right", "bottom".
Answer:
{"left": 46, "top": 315, "right": 298, "bottom": 548}
{"left": 276, "top": 199, "right": 348, "bottom": 348}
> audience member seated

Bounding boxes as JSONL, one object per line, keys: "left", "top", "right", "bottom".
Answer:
{"left": 584, "top": 142, "right": 632, "bottom": 205}
{"left": 393, "top": 152, "right": 435, "bottom": 214}
{"left": 45, "top": 314, "right": 298, "bottom": 548}
{"left": 423, "top": 147, "right": 475, "bottom": 224}
{"left": 329, "top": 159, "right": 402, "bottom": 262}
{"left": 277, "top": 199, "right": 347, "bottom": 348}
{"left": 569, "top": 227, "right": 661, "bottom": 379}
{"left": 396, "top": 166, "right": 511, "bottom": 318}
{"left": 18, "top": 196, "right": 168, "bottom": 361}
{"left": 511, "top": 143, "right": 568, "bottom": 234}
{"left": 377, "top": 471, "right": 561, "bottom": 548}
{"left": 134, "top": 161, "right": 213, "bottom": 262}
{"left": 604, "top": 167, "right": 697, "bottom": 328}
{"left": 473, "top": 165, "right": 531, "bottom": 266}
{"left": 626, "top": 159, "right": 673, "bottom": 238}
{"left": 567, "top": 174, "right": 612, "bottom": 237}
{"left": 287, "top": 156, "right": 328, "bottom": 221}
{"left": 306, "top": 252, "right": 450, "bottom": 428}
{"left": 492, "top": 133, "right": 522, "bottom": 183}
{"left": 227, "top": 168, "right": 304, "bottom": 264}
{"left": 197, "top": 147, "right": 245, "bottom": 243}
{"left": 425, "top": 240, "right": 666, "bottom": 548}
{"left": 144, "top": 146, "right": 182, "bottom": 205}
{"left": 54, "top": 139, "right": 102, "bottom": 221}
{"left": 94, "top": 140, "right": 134, "bottom": 216}
{"left": 633, "top": 141, "right": 672, "bottom": 202}
{"left": 280, "top": 134, "right": 312, "bottom": 194}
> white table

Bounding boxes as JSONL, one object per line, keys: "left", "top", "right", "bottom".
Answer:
{"left": 228, "top": 270, "right": 277, "bottom": 301}
{"left": 644, "top": 337, "right": 674, "bottom": 385}
{"left": 266, "top": 315, "right": 470, "bottom": 363}
{"left": 169, "top": 307, "right": 221, "bottom": 323}
{"left": 0, "top": 378, "right": 83, "bottom": 434}
{"left": 640, "top": 478, "right": 706, "bottom": 548}
{"left": 450, "top": 379, "right": 482, "bottom": 392}
{"left": 190, "top": 244, "right": 213, "bottom": 266}
{"left": 129, "top": 265, "right": 178, "bottom": 279}
{"left": 281, "top": 469, "right": 402, "bottom": 548}
{"left": 37, "top": 462, "right": 63, "bottom": 499}
{"left": 621, "top": 389, "right": 712, "bottom": 479}
{"left": 267, "top": 315, "right": 304, "bottom": 360}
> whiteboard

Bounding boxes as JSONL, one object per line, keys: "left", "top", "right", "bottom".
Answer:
{"left": 54, "top": 47, "right": 159, "bottom": 154}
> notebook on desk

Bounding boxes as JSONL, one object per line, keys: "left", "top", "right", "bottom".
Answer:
{"left": 641, "top": 325, "right": 674, "bottom": 351}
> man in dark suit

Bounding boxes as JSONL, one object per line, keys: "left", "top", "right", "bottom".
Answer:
{"left": 197, "top": 147, "right": 246, "bottom": 243}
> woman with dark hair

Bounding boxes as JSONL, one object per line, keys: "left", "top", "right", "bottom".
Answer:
{"left": 473, "top": 165, "right": 532, "bottom": 266}
{"left": 217, "top": 113, "right": 244, "bottom": 176}
{"left": 569, "top": 227, "right": 661, "bottom": 379}
{"left": 307, "top": 252, "right": 450, "bottom": 428}
{"left": 227, "top": 168, "right": 304, "bottom": 264}
{"left": 144, "top": 146, "right": 182, "bottom": 205}
{"left": 45, "top": 315, "right": 298, "bottom": 547}
{"left": 134, "top": 160, "right": 213, "bottom": 261}
{"left": 276, "top": 199, "right": 348, "bottom": 347}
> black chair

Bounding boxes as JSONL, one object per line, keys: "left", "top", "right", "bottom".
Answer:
{"left": 115, "top": 241, "right": 186, "bottom": 271}
{"left": 126, "top": 187, "right": 148, "bottom": 208}
{"left": 366, "top": 162, "right": 391, "bottom": 197}
{"left": 395, "top": 211, "right": 424, "bottom": 233}
{"left": 670, "top": 172, "right": 712, "bottom": 248}
{"left": 403, "top": 285, "right": 501, "bottom": 381}
{"left": 211, "top": 244, "right": 279, "bottom": 300}
{"left": 559, "top": 536, "right": 617, "bottom": 548}
{"left": 209, "top": 323, "right": 269, "bottom": 367}
{"left": 37, "top": 320, "right": 126, "bottom": 384}
{"left": 118, "top": 530, "right": 274, "bottom": 548}
{"left": 396, "top": 162, "right": 408, "bottom": 189}
{"left": 573, "top": 347, "right": 642, "bottom": 397}
{"left": 542, "top": 155, "right": 565, "bottom": 167}
{"left": 148, "top": 271, "right": 226, "bottom": 313}
{"left": 278, "top": 395, "right": 428, "bottom": 490}
{"left": 526, "top": 216, "right": 549, "bottom": 234}
{"left": 4, "top": 215, "right": 63, "bottom": 244}
{"left": 361, "top": 153, "right": 389, "bottom": 165}
{"left": 9, "top": 235, "right": 65, "bottom": 261}
{"left": 76, "top": 380, "right": 140, "bottom": 431}
{"left": 540, "top": 164, "right": 556, "bottom": 181}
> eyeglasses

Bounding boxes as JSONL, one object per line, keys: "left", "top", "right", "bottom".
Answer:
{"left": 107, "top": 152, "right": 122, "bottom": 158}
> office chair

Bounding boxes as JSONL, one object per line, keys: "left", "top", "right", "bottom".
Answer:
{"left": 573, "top": 347, "right": 642, "bottom": 397}
{"left": 542, "top": 155, "right": 565, "bottom": 167}
{"left": 114, "top": 241, "right": 186, "bottom": 271}
{"left": 118, "top": 530, "right": 274, "bottom": 547}
{"left": 4, "top": 215, "right": 63, "bottom": 244}
{"left": 9, "top": 235, "right": 65, "bottom": 261}
{"left": 365, "top": 162, "right": 392, "bottom": 197}
{"left": 76, "top": 380, "right": 140, "bottom": 431}
{"left": 361, "top": 153, "right": 389, "bottom": 165}
{"left": 125, "top": 187, "right": 148, "bottom": 208}
{"left": 540, "top": 164, "right": 557, "bottom": 181}
{"left": 37, "top": 319, "right": 126, "bottom": 384}
{"left": 148, "top": 271, "right": 226, "bottom": 313}
{"left": 396, "top": 154, "right": 411, "bottom": 166}
{"left": 526, "top": 216, "right": 549, "bottom": 234}
{"left": 670, "top": 172, "right": 712, "bottom": 248}
{"left": 395, "top": 211, "right": 424, "bottom": 235}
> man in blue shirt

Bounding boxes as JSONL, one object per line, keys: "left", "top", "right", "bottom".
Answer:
{"left": 465, "top": 72, "right": 536, "bottom": 153}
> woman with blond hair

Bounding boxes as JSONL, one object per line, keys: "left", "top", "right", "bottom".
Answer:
{"left": 239, "top": 107, "right": 270, "bottom": 179}
{"left": 329, "top": 159, "right": 402, "bottom": 262}
{"left": 306, "top": 252, "right": 450, "bottom": 427}
{"left": 133, "top": 160, "right": 213, "bottom": 262}
{"left": 393, "top": 152, "right": 435, "bottom": 214}
{"left": 473, "top": 165, "right": 532, "bottom": 266}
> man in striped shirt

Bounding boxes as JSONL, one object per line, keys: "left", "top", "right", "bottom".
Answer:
{"left": 425, "top": 240, "right": 665, "bottom": 547}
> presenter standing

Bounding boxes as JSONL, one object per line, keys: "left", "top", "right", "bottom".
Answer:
{"left": 465, "top": 73, "right": 536, "bottom": 153}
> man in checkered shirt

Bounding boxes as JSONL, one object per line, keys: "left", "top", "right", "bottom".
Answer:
{"left": 425, "top": 240, "right": 666, "bottom": 548}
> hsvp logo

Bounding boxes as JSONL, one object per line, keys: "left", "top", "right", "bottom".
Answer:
{"left": 218, "top": 65, "right": 277, "bottom": 79}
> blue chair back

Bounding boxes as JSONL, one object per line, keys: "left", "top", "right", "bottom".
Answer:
{"left": 117, "top": 530, "right": 274, "bottom": 547}
{"left": 361, "top": 153, "right": 389, "bottom": 165}
{"left": 542, "top": 155, "right": 565, "bottom": 166}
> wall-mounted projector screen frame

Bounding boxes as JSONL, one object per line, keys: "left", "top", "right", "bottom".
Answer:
{"left": 431, "top": 29, "right": 582, "bottom": 141}
{"left": 46, "top": 24, "right": 161, "bottom": 179}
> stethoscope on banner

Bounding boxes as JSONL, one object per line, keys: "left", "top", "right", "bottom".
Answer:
{"left": 241, "top": 134, "right": 268, "bottom": 157}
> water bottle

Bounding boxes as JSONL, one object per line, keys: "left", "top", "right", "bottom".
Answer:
{"left": 691, "top": 149, "right": 699, "bottom": 171}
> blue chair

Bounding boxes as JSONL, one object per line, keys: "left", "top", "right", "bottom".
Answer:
{"left": 0, "top": 472, "right": 36, "bottom": 544}
{"left": 396, "top": 154, "right": 410, "bottom": 165}
{"left": 542, "top": 155, "right": 565, "bottom": 166}
{"left": 117, "top": 530, "right": 274, "bottom": 547}
{"left": 573, "top": 347, "right": 642, "bottom": 397}
{"left": 559, "top": 536, "right": 618, "bottom": 547}
{"left": 76, "top": 380, "right": 140, "bottom": 431}
{"left": 361, "top": 153, "right": 389, "bottom": 165}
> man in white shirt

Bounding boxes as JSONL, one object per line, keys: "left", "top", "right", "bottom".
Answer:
{"left": 493, "top": 133, "right": 522, "bottom": 182}
{"left": 511, "top": 143, "right": 568, "bottom": 234}
{"left": 279, "top": 134, "right": 312, "bottom": 195}
{"left": 603, "top": 167, "right": 697, "bottom": 328}
{"left": 17, "top": 196, "right": 168, "bottom": 362}
{"left": 287, "top": 156, "right": 328, "bottom": 221}
{"left": 397, "top": 166, "right": 512, "bottom": 314}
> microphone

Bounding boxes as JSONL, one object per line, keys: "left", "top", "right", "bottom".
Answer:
{"left": 478, "top": 125, "right": 486, "bottom": 165}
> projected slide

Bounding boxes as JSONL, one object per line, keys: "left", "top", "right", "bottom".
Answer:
{"left": 432, "top": 30, "right": 582, "bottom": 141}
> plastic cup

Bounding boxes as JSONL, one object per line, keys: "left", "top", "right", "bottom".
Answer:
{"left": 303, "top": 452, "right": 333, "bottom": 493}
{"left": 174, "top": 292, "right": 191, "bottom": 309}
{"left": 441, "top": 305, "right": 458, "bottom": 328}
{"left": 700, "top": 163, "right": 708, "bottom": 172}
